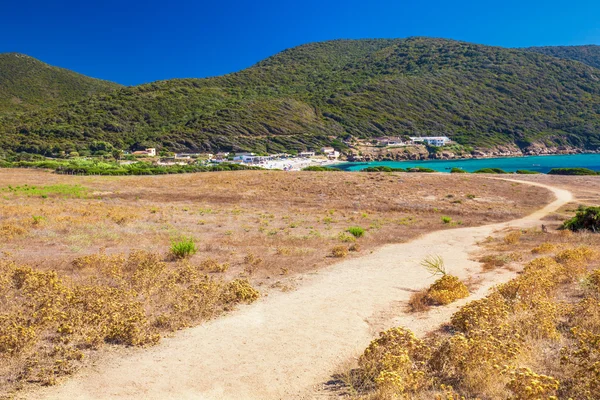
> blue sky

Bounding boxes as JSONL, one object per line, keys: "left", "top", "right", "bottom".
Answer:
{"left": 3, "top": 0, "right": 600, "bottom": 85}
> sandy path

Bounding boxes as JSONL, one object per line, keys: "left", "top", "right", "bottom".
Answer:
{"left": 31, "top": 179, "right": 572, "bottom": 400}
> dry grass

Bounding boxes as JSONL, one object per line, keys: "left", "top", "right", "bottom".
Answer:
{"left": 0, "top": 169, "right": 552, "bottom": 396}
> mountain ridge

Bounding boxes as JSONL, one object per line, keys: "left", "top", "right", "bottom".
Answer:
{"left": 0, "top": 52, "right": 121, "bottom": 113}
{"left": 1, "top": 38, "right": 600, "bottom": 156}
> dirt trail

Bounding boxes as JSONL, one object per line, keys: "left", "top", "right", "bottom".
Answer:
{"left": 32, "top": 179, "right": 572, "bottom": 400}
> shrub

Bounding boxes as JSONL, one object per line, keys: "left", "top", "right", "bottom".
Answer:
{"left": 426, "top": 275, "right": 469, "bottom": 305}
{"left": 302, "top": 166, "right": 340, "bottom": 171}
{"left": 562, "top": 206, "right": 600, "bottom": 232}
{"left": 504, "top": 367, "right": 559, "bottom": 399}
{"left": 331, "top": 245, "right": 348, "bottom": 258}
{"left": 362, "top": 166, "right": 406, "bottom": 172}
{"left": 548, "top": 167, "right": 598, "bottom": 175}
{"left": 170, "top": 237, "right": 197, "bottom": 259}
{"left": 407, "top": 167, "right": 435, "bottom": 173}
{"left": 358, "top": 327, "right": 431, "bottom": 393}
{"left": 515, "top": 169, "right": 541, "bottom": 174}
{"left": 473, "top": 168, "right": 507, "bottom": 174}
{"left": 347, "top": 226, "right": 366, "bottom": 238}
{"left": 221, "top": 279, "right": 260, "bottom": 303}
{"left": 531, "top": 242, "right": 557, "bottom": 254}
{"left": 441, "top": 216, "right": 452, "bottom": 224}
{"left": 408, "top": 290, "right": 431, "bottom": 312}
{"left": 450, "top": 167, "right": 466, "bottom": 173}
{"left": 503, "top": 230, "right": 521, "bottom": 245}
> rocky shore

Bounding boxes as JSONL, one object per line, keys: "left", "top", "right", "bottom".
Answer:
{"left": 344, "top": 143, "right": 597, "bottom": 162}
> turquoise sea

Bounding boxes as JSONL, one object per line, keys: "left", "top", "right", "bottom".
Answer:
{"left": 333, "top": 153, "right": 600, "bottom": 173}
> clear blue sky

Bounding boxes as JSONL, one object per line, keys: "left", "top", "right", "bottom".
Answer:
{"left": 3, "top": 0, "right": 600, "bottom": 86}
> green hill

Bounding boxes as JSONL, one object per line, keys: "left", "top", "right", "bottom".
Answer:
{"left": 0, "top": 53, "right": 121, "bottom": 113}
{"left": 525, "top": 45, "right": 600, "bottom": 69}
{"left": 2, "top": 38, "right": 600, "bottom": 155}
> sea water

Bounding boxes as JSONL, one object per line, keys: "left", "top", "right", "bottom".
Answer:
{"left": 333, "top": 153, "right": 600, "bottom": 173}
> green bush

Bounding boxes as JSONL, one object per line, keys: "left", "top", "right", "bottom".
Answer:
{"left": 407, "top": 167, "right": 435, "bottom": 173}
{"left": 347, "top": 226, "right": 366, "bottom": 238}
{"left": 302, "top": 166, "right": 341, "bottom": 171}
{"left": 170, "top": 238, "right": 198, "bottom": 259}
{"left": 473, "top": 168, "right": 507, "bottom": 174}
{"left": 362, "top": 166, "right": 406, "bottom": 172}
{"left": 441, "top": 216, "right": 452, "bottom": 224}
{"left": 516, "top": 169, "right": 541, "bottom": 174}
{"left": 548, "top": 168, "right": 598, "bottom": 176}
{"left": 562, "top": 206, "right": 600, "bottom": 232}
{"left": 450, "top": 167, "right": 467, "bottom": 173}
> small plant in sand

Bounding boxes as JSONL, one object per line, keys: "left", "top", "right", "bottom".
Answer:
{"left": 170, "top": 237, "right": 197, "bottom": 259}
{"left": 331, "top": 245, "right": 349, "bottom": 258}
{"left": 504, "top": 230, "right": 522, "bottom": 245}
{"left": 441, "top": 216, "right": 452, "bottom": 224}
{"left": 421, "top": 255, "right": 447, "bottom": 276}
{"left": 347, "top": 226, "right": 366, "bottom": 238}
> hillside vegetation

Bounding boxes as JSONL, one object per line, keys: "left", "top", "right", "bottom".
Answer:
{"left": 2, "top": 38, "right": 600, "bottom": 155}
{"left": 0, "top": 53, "right": 121, "bottom": 113}
{"left": 526, "top": 44, "right": 600, "bottom": 69}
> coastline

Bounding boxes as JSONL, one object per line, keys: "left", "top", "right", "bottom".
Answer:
{"left": 332, "top": 152, "right": 600, "bottom": 173}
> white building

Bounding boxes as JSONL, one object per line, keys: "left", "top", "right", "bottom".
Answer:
{"left": 298, "top": 151, "right": 315, "bottom": 157}
{"left": 410, "top": 136, "right": 451, "bottom": 147}
{"left": 321, "top": 147, "right": 335, "bottom": 155}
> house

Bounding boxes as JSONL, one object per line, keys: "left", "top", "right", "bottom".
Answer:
{"left": 410, "top": 136, "right": 451, "bottom": 147}
{"left": 327, "top": 151, "right": 340, "bottom": 160}
{"left": 374, "top": 137, "right": 404, "bottom": 147}
{"left": 321, "top": 147, "right": 335, "bottom": 155}
{"left": 298, "top": 151, "right": 315, "bottom": 157}
{"left": 132, "top": 147, "right": 157, "bottom": 157}
{"left": 215, "top": 152, "right": 230, "bottom": 161}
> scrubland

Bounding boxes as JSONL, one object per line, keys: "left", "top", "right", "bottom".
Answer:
{"left": 0, "top": 169, "right": 550, "bottom": 396}
{"left": 343, "top": 175, "right": 600, "bottom": 400}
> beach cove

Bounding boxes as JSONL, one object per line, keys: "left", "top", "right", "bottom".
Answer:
{"left": 334, "top": 153, "right": 600, "bottom": 173}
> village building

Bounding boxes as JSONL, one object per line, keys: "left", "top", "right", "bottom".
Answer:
{"left": 132, "top": 147, "right": 156, "bottom": 157}
{"left": 409, "top": 136, "right": 451, "bottom": 146}
{"left": 298, "top": 151, "right": 315, "bottom": 157}
{"left": 327, "top": 151, "right": 340, "bottom": 160}
{"left": 321, "top": 147, "right": 335, "bottom": 154}
{"left": 374, "top": 137, "right": 405, "bottom": 147}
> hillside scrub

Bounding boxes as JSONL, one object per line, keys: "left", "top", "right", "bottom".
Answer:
{"left": 3, "top": 38, "right": 600, "bottom": 155}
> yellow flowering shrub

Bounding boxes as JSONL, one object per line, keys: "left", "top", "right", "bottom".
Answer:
{"left": 0, "top": 251, "right": 260, "bottom": 390}
{"left": 560, "top": 327, "right": 600, "bottom": 399}
{"left": 554, "top": 246, "right": 597, "bottom": 279}
{"left": 359, "top": 327, "right": 430, "bottom": 394}
{"left": 504, "top": 231, "right": 522, "bottom": 245}
{"left": 426, "top": 275, "right": 469, "bottom": 306}
{"left": 451, "top": 292, "right": 509, "bottom": 333}
{"left": 430, "top": 326, "right": 522, "bottom": 392}
{"left": 503, "top": 366, "right": 559, "bottom": 400}
{"left": 531, "top": 242, "right": 557, "bottom": 254}
{"left": 585, "top": 269, "right": 600, "bottom": 296}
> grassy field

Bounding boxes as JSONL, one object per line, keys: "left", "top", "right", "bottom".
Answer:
{"left": 341, "top": 175, "right": 600, "bottom": 400}
{"left": 0, "top": 169, "right": 551, "bottom": 396}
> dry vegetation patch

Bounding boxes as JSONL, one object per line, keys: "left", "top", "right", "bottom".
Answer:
{"left": 0, "top": 169, "right": 551, "bottom": 396}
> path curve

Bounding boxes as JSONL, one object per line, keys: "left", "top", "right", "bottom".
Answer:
{"left": 32, "top": 179, "right": 572, "bottom": 400}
